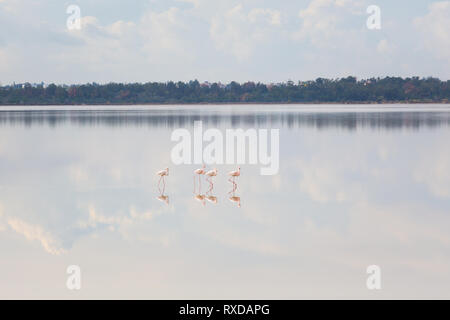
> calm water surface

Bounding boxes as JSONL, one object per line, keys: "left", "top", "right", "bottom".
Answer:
{"left": 0, "top": 104, "right": 449, "bottom": 299}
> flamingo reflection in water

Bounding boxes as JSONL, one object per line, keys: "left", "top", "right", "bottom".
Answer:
{"left": 194, "top": 193, "right": 206, "bottom": 206}
{"left": 228, "top": 167, "right": 241, "bottom": 208}
{"left": 157, "top": 193, "right": 169, "bottom": 205}
{"left": 228, "top": 167, "right": 240, "bottom": 192}
{"left": 193, "top": 165, "right": 206, "bottom": 206}
{"left": 205, "top": 168, "right": 218, "bottom": 205}
{"left": 206, "top": 195, "right": 218, "bottom": 204}
{"left": 229, "top": 194, "right": 241, "bottom": 208}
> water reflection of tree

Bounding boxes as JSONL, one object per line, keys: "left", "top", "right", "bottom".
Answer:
{"left": 1, "top": 110, "right": 449, "bottom": 130}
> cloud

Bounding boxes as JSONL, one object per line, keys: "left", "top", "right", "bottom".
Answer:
{"left": 0, "top": 48, "right": 9, "bottom": 76}
{"left": 414, "top": 1, "right": 450, "bottom": 62}
{"left": 414, "top": 148, "right": 450, "bottom": 198}
{"left": 248, "top": 8, "right": 281, "bottom": 25}
{"left": 79, "top": 205, "right": 159, "bottom": 230}
{"left": 74, "top": 205, "right": 173, "bottom": 247}
{"left": 294, "top": 0, "right": 364, "bottom": 47}
{"left": 1, "top": 0, "right": 449, "bottom": 83}
{"left": 63, "top": 7, "right": 193, "bottom": 66}
{"left": 7, "top": 218, "right": 66, "bottom": 255}
{"left": 209, "top": 4, "right": 282, "bottom": 61}
{"left": 176, "top": 0, "right": 201, "bottom": 8}
{"left": 376, "top": 39, "right": 392, "bottom": 55}
{"left": 0, "top": 0, "right": 21, "bottom": 12}
{"left": 206, "top": 228, "right": 290, "bottom": 256}
{"left": 296, "top": 158, "right": 366, "bottom": 204}
{"left": 348, "top": 201, "right": 450, "bottom": 250}
{"left": 0, "top": 4, "right": 197, "bottom": 83}
{"left": 140, "top": 7, "right": 185, "bottom": 50}
{"left": 0, "top": 205, "right": 5, "bottom": 231}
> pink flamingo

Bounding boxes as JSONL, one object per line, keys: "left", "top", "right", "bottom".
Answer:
{"left": 194, "top": 193, "right": 206, "bottom": 206}
{"left": 206, "top": 195, "right": 218, "bottom": 204}
{"left": 157, "top": 167, "right": 169, "bottom": 193}
{"left": 229, "top": 195, "right": 241, "bottom": 208}
{"left": 228, "top": 167, "right": 240, "bottom": 192}
{"left": 193, "top": 164, "right": 206, "bottom": 193}
{"left": 157, "top": 194, "right": 169, "bottom": 205}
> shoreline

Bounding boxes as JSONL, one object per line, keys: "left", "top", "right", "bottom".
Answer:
{"left": 1, "top": 101, "right": 449, "bottom": 107}
{"left": 1, "top": 103, "right": 450, "bottom": 114}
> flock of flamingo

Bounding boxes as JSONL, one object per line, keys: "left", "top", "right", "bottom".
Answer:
{"left": 156, "top": 166, "right": 241, "bottom": 207}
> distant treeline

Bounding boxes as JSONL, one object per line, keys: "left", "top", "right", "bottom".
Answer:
{"left": 1, "top": 76, "right": 449, "bottom": 105}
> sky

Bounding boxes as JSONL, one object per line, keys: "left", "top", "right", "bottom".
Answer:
{"left": 0, "top": 0, "right": 449, "bottom": 84}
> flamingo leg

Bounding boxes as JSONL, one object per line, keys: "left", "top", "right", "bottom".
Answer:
{"left": 158, "top": 176, "right": 163, "bottom": 194}
{"left": 228, "top": 185, "right": 235, "bottom": 195}
{"left": 228, "top": 177, "right": 236, "bottom": 194}
{"left": 230, "top": 176, "right": 236, "bottom": 191}
{"left": 206, "top": 177, "right": 214, "bottom": 194}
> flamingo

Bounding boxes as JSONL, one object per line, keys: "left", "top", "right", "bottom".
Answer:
{"left": 229, "top": 195, "right": 241, "bottom": 208}
{"left": 194, "top": 193, "right": 206, "bottom": 206}
{"left": 157, "top": 194, "right": 169, "bottom": 205}
{"left": 157, "top": 167, "right": 169, "bottom": 177}
{"left": 228, "top": 167, "right": 240, "bottom": 179}
{"left": 194, "top": 164, "right": 206, "bottom": 193}
{"left": 228, "top": 167, "right": 240, "bottom": 192}
{"left": 206, "top": 195, "right": 218, "bottom": 204}
{"left": 157, "top": 167, "right": 169, "bottom": 192}
{"left": 205, "top": 168, "right": 218, "bottom": 192}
